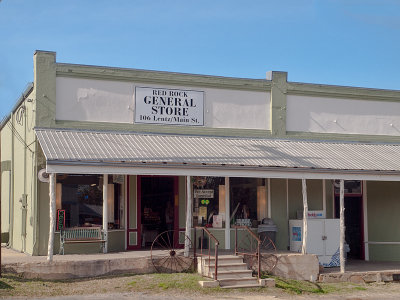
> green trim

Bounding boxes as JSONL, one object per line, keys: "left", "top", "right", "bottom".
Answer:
{"left": 270, "top": 72, "right": 288, "bottom": 137}
{"left": 286, "top": 131, "right": 400, "bottom": 143}
{"left": 287, "top": 82, "right": 400, "bottom": 102}
{"left": 54, "top": 120, "right": 272, "bottom": 138}
{"left": 1, "top": 232, "right": 9, "bottom": 243}
{"left": 56, "top": 63, "right": 272, "bottom": 92}
{"left": 1, "top": 160, "right": 11, "bottom": 172}
{"left": 34, "top": 51, "right": 57, "bottom": 128}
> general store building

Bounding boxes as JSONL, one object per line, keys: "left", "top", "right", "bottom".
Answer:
{"left": 1, "top": 51, "right": 400, "bottom": 262}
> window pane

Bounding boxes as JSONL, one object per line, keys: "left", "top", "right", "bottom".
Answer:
{"left": 58, "top": 174, "right": 124, "bottom": 229}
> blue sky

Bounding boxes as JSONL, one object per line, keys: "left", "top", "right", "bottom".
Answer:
{"left": 1, "top": 0, "right": 400, "bottom": 119}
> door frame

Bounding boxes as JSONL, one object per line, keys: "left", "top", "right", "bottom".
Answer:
{"left": 126, "top": 175, "right": 180, "bottom": 250}
{"left": 334, "top": 181, "right": 364, "bottom": 260}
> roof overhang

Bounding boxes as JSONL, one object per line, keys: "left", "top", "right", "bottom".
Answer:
{"left": 36, "top": 128, "right": 400, "bottom": 181}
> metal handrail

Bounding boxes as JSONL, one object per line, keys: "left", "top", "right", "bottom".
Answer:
{"left": 234, "top": 225, "right": 261, "bottom": 280}
{"left": 194, "top": 226, "right": 220, "bottom": 280}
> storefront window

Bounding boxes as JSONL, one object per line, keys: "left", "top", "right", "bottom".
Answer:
{"left": 56, "top": 174, "right": 124, "bottom": 229}
{"left": 192, "top": 177, "right": 225, "bottom": 228}
{"left": 230, "top": 177, "right": 262, "bottom": 227}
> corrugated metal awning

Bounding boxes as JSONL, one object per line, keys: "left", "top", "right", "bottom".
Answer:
{"left": 35, "top": 128, "right": 400, "bottom": 180}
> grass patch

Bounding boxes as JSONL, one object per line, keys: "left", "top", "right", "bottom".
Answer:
{"left": 127, "top": 273, "right": 214, "bottom": 292}
{"left": 0, "top": 271, "right": 377, "bottom": 298}
{"left": 262, "top": 274, "right": 342, "bottom": 295}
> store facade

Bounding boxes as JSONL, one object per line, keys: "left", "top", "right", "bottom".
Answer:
{"left": 2, "top": 51, "right": 400, "bottom": 262}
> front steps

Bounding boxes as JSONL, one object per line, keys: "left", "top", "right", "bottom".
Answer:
{"left": 197, "top": 254, "right": 263, "bottom": 288}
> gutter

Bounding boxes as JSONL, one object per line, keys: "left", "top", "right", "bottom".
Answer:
{"left": 44, "top": 159, "right": 400, "bottom": 176}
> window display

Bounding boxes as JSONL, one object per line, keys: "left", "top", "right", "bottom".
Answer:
{"left": 192, "top": 177, "right": 225, "bottom": 227}
{"left": 56, "top": 174, "right": 124, "bottom": 229}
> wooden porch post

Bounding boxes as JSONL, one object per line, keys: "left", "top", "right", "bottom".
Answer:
{"left": 47, "top": 173, "right": 56, "bottom": 262}
{"left": 301, "top": 179, "right": 308, "bottom": 254}
{"left": 184, "top": 176, "right": 192, "bottom": 257}
{"left": 103, "top": 174, "right": 108, "bottom": 253}
{"left": 225, "top": 177, "right": 230, "bottom": 249}
{"left": 339, "top": 179, "right": 346, "bottom": 273}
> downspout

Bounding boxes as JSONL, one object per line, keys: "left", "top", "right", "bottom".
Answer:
{"left": 31, "top": 140, "right": 38, "bottom": 255}
{"left": 9, "top": 112, "right": 14, "bottom": 248}
{"left": 23, "top": 105, "right": 27, "bottom": 252}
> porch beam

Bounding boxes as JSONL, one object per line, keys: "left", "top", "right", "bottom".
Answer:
{"left": 184, "top": 176, "right": 192, "bottom": 257}
{"left": 47, "top": 173, "right": 56, "bottom": 262}
{"left": 46, "top": 164, "right": 400, "bottom": 182}
{"left": 103, "top": 174, "right": 108, "bottom": 253}
{"left": 301, "top": 179, "right": 308, "bottom": 254}
{"left": 339, "top": 179, "right": 346, "bottom": 273}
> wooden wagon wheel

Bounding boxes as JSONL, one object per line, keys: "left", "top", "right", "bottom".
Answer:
{"left": 260, "top": 236, "right": 278, "bottom": 274}
{"left": 150, "top": 230, "right": 193, "bottom": 273}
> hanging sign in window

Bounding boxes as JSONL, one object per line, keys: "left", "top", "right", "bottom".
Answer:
{"left": 194, "top": 189, "right": 214, "bottom": 198}
{"left": 135, "top": 86, "right": 204, "bottom": 126}
{"left": 57, "top": 209, "right": 65, "bottom": 231}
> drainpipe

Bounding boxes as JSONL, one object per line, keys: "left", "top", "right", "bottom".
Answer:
{"left": 8, "top": 170, "right": 11, "bottom": 247}
{"left": 31, "top": 141, "right": 38, "bottom": 255}
{"left": 9, "top": 113, "right": 14, "bottom": 248}
{"left": 22, "top": 107, "right": 27, "bottom": 253}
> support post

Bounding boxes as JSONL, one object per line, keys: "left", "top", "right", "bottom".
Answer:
{"left": 339, "top": 179, "right": 346, "bottom": 273}
{"left": 362, "top": 180, "right": 369, "bottom": 261}
{"left": 267, "top": 179, "right": 271, "bottom": 218}
{"left": 47, "top": 173, "right": 56, "bottom": 262}
{"left": 102, "top": 174, "right": 108, "bottom": 253}
{"left": 225, "top": 177, "right": 230, "bottom": 249}
{"left": 301, "top": 179, "right": 308, "bottom": 254}
{"left": 184, "top": 176, "right": 192, "bottom": 257}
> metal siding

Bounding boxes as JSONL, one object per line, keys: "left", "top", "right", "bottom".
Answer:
{"left": 35, "top": 128, "right": 400, "bottom": 173}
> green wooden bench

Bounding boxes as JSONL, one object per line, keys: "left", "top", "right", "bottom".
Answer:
{"left": 59, "top": 227, "right": 105, "bottom": 255}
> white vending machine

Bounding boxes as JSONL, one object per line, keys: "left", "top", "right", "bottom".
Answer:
{"left": 289, "top": 219, "right": 340, "bottom": 267}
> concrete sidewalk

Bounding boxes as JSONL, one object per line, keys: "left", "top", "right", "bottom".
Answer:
{"left": 1, "top": 246, "right": 161, "bottom": 280}
{"left": 3, "top": 246, "right": 400, "bottom": 283}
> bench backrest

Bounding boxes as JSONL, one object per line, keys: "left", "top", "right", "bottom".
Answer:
{"left": 62, "top": 227, "right": 102, "bottom": 241}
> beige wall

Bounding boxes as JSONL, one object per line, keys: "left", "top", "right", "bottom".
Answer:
{"left": 56, "top": 77, "right": 271, "bottom": 130}
{"left": 1, "top": 120, "right": 12, "bottom": 237}
{"left": 1, "top": 94, "right": 38, "bottom": 255}
{"left": 287, "top": 95, "right": 400, "bottom": 136}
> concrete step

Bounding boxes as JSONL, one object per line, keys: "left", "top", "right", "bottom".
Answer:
{"left": 219, "top": 277, "right": 260, "bottom": 287}
{"left": 221, "top": 283, "right": 261, "bottom": 289}
{"left": 201, "top": 255, "right": 244, "bottom": 265}
{"left": 211, "top": 269, "right": 253, "bottom": 279}
{"left": 204, "top": 263, "right": 249, "bottom": 272}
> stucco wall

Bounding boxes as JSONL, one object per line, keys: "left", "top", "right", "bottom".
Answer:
{"left": 4, "top": 95, "right": 38, "bottom": 255}
{"left": 287, "top": 95, "right": 400, "bottom": 136}
{"left": 1, "top": 120, "right": 12, "bottom": 237}
{"left": 56, "top": 77, "right": 270, "bottom": 130}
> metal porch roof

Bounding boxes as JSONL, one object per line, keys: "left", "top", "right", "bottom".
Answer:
{"left": 35, "top": 128, "right": 400, "bottom": 178}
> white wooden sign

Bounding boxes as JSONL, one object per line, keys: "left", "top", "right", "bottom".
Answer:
{"left": 194, "top": 189, "right": 214, "bottom": 198}
{"left": 135, "top": 86, "right": 204, "bottom": 126}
